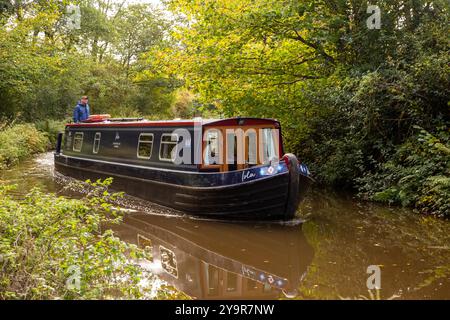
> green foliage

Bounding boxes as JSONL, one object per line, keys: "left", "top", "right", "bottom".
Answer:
{"left": 289, "top": 51, "right": 449, "bottom": 187}
{"left": 357, "top": 128, "right": 450, "bottom": 217}
{"left": 160, "top": 0, "right": 449, "bottom": 215}
{"left": 35, "top": 119, "right": 67, "bottom": 146}
{"left": 163, "top": 0, "right": 448, "bottom": 113}
{"left": 0, "top": 179, "right": 159, "bottom": 299}
{"left": 0, "top": 123, "right": 49, "bottom": 169}
{"left": 171, "top": 90, "right": 196, "bottom": 118}
{"left": 0, "top": 0, "right": 178, "bottom": 122}
{"left": 154, "top": 285, "right": 191, "bottom": 300}
{"left": 1, "top": 0, "right": 449, "bottom": 217}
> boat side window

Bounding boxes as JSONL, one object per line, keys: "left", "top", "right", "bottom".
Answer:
{"left": 93, "top": 132, "right": 101, "bottom": 154}
{"left": 137, "top": 133, "right": 154, "bottom": 159}
{"left": 159, "top": 133, "right": 179, "bottom": 162}
{"left": 73, "top": 132, "right": 84, "bottom": 152}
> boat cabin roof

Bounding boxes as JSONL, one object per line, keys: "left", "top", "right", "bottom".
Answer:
{"left": 65, "top": 117, "right": 281, "bottom": 129}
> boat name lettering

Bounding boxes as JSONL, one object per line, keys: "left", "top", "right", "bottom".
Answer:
{"left": 242, "top": 170, "right": 256, "bottom": 182}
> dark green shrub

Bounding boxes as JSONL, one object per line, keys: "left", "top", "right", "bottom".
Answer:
{"left": 0, "top": 123, "right": 49, "bottom": 169}
{"left": 0, "top": 179, "right": 188, "bottom": 299}
{"left": 35, "top": 119, "right": 68, "bottom": 146}
{"left": 357, "top": 127, "right": 450, "bottom": 218}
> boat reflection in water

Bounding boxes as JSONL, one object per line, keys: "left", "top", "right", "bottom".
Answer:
{"left": 112, "top": 214, "right": 314, "bottom": 299}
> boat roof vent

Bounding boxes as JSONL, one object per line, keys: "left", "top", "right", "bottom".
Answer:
{"left": 108, "top": 117, "right": 145, "bottom": 122}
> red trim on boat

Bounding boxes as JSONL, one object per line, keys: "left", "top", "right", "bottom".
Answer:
{"left": 66, "top": 117, "right": 280, "bottom": 129}
{"left": 203, "top": 118, "right": 279, "bottom": 127}
{"left": 66, "top": 121, "right": 198, "bottom": 128}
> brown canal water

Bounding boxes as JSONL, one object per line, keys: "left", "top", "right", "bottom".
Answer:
{"left": 1, "top": 152, "right": 449, "bottom": 300}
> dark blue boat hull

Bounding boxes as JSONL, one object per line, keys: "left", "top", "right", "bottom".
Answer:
{"left": 54, "top": 153, "right": 311, "bottom": 220}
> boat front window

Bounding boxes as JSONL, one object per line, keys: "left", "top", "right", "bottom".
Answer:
{"left": 260, "top": 128, "right": 278, "bottom": 164}
{"left": 159, "top": 133, "right": 179, "bottom": 162}
{"left": 73, "top": 132, "right": 83, "bottom": 152}
{"left": 245, "top": 130, "right": 257, "bottom": 165}
{"left": 137, "top": 133, "right": 154, "bottom": 159}
{"left": 204, "top": 130, "right": 220, "bottom": 165}
{"left": 93, "top": 132, "right": 101, "bottom": 154}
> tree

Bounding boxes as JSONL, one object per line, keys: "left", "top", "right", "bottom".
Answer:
{"left": 0, "top": 0, "right": 178, "bottom": 121}
{"left": 156, "top": 0, "right": 449, "bottom": 207}
{"left": 115, "top": 4, "right": 168, "bottom": 75}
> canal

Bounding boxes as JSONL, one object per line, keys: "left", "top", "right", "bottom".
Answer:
{"left": 1, "top": 152, "right": 449, "bottom": 299}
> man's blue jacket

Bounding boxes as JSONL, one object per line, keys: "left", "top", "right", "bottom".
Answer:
{"left": 73, "top": 102, "right": 90, "bottom": 123}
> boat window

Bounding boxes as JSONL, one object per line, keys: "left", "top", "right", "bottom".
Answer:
{"left": 159, "top": 133, "right": 179, "bottom": 162}
{"left": 73, "top": 132, "right": 83, "bottom": 152}
{"left": 245, "top": 130, "right": 257, "bottom": 165}
{"left": 204, "top": 130, "right": 220, "bottom": 165}
{"left": 260, "top": 128, "right": 278, "bottom": 164}
{"left": 137, "top": 133, "right": 154, "bottom": 159}
{"left": 93, "top": 132, "right": 101, "bottom": 154}
{"left": 225, "top": 131, "right": 248, "bottom": 169}
{"left": 226, "top": 133, "right": 238, "bottom": 171}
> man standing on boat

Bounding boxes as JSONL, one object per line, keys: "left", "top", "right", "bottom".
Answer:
{"left": 73, "top": 95, "right": 90, "bottom": 123}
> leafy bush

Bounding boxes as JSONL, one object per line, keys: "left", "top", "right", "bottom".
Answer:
{"left": 0, "top": 179, "right": 158, "bottom": 299}
{"left": 291, "top": 50, "right": 449, "bottom": 188}
{"left": 35, "top": 119, "right": 67, "bottom": 146}
{"left": 357, "top": 127, "right": 450, "bottom": 218}
{"left": 0, "top": 123, "right": 49, "bottom": 169}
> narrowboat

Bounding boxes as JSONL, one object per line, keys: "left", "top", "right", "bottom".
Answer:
{"left": 111, "top": 213, "right": 314, "bottom": 299}
{"left": 54, "top": 115, "right": 313, "bottom": 220}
